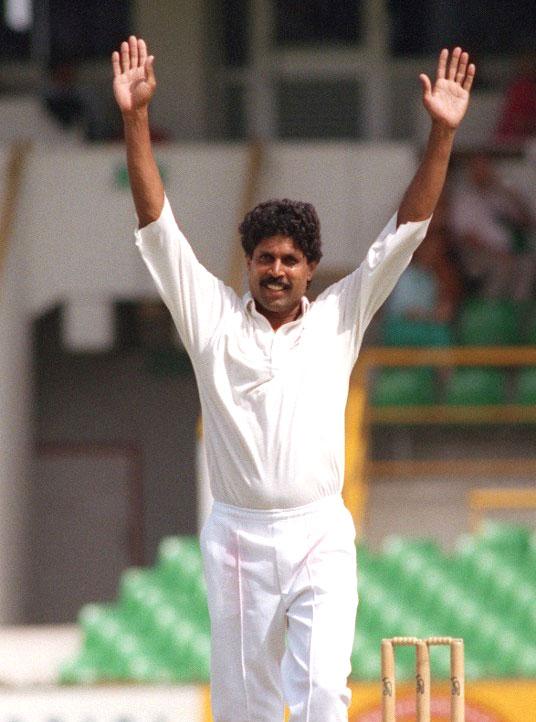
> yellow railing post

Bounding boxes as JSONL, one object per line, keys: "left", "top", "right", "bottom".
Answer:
{"left": 344, "top": 361, "right": 370, "bottom": 536}
{"left": 344, "top": 346, "right": 536, "bottom": 535}
{"left": 469, "top": 487, "right": 536, "bottom": 531}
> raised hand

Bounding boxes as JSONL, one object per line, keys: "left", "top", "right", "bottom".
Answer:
{"left": 112, "top": 36, "right": 156, "bottom": 114}
{"left": 420, "top": 47, "right": 476, "bottom": 130}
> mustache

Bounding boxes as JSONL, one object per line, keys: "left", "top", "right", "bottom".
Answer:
{"left": 260, "top": 276, "right": 292, "bottom": 290}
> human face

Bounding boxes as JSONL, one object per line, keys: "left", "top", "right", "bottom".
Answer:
{"left": 247, "top": 235, "right": 318, "bottom": 330}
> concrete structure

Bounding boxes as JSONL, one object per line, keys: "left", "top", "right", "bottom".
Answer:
{"left": 0, "top": 0, "right": 532, "bottom": 624}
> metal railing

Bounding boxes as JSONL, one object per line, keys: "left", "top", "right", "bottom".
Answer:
{"left": 343, "top": 346, "right": 536, "bottom": 532}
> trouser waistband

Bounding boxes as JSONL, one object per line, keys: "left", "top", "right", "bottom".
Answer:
{"left": 211, "top": 494, "right": 344, "bottom": 521}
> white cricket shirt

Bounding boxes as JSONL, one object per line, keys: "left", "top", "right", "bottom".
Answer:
{"left": 136, "top": 197, "right": 430, "bottom": 509}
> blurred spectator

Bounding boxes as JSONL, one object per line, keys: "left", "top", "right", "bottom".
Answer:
{"left": 43, "top": 61, "right": 121, "bottom": 141}
{"left": 495, "top": 51, "right": 536, "bottom": 146}
{"left": 449, "top": 152, "right": 536, "bottom": 301}
{"left": 383, "top": 205, "right": 462, "bottom": 346}
{"left": 43, "top": 62, "right": 85, "bottom": 130}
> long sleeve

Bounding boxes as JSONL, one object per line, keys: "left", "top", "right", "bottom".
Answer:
{"left": 315, "top": 213, "right": 432, "bottom": 363}
{"left": 135, "top": 195, "right": 238, "bottom": 357}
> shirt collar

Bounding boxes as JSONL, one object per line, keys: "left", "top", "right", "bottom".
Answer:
{"left": 242, "top": 292, "right": 310, "bottom": 326}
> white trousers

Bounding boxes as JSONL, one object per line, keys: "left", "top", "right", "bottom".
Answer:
{"left": 200, "top": 495, "right": 358, "bottom": 722}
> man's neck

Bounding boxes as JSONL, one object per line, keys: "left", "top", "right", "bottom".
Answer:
{"left": 254, "top": 300, "right": 303, "bottom": 331}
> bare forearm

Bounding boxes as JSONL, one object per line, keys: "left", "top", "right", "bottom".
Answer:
{"left": 123, "top": 108, "right": 164, "bottom": 228}
{"left": 397, "top": 122, "right": 455, "bottom": 227}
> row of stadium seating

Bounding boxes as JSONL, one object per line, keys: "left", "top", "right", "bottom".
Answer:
{"left": 61, "top": 537, "right": 210, "bottom": 684}
{"left": 376, "top": 297, "right": 536, "bottom": 407}
{"left": 373, "top": 366, "right": 536, "bottom": 406}
{"left": 382, "top": 298, "right": 536, "bottom": 348}
{"left": 352, "top": 523, "right": 536, "bottom": 680}
{"left": 60, "top": 521, "right": 536, "bottom": 685}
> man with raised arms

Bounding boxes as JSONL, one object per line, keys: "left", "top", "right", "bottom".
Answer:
{"left": 112, "top": 38, "right": 474, "bottom": 722}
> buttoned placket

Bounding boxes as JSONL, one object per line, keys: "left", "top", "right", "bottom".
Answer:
{"left": 244, "top": 295, "right": 310, "bottom": 375}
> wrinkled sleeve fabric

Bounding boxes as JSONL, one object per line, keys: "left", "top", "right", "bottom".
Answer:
{"left": 135, "top": 195, "right": 237, "bottom": 357}
{"left": 316, "top": 213, "right": 432, "bottom": 363}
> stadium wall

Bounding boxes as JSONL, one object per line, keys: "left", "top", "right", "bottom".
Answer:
{"left": 0, "top": 682, "right": 535, "bottom": 721}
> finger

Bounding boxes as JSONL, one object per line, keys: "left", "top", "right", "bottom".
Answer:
{"left": 138, "top": 38, "right": 148, "bottom": 66}
{"left": 462, "top": 63, "right": 476, "bottom": 92}
{"left": 456, "top": 51, "right": 469, "bottom": 84}
{"left": 120, "top": 40, "right": 130, "bottom": 73}
{"left": 129, "top": 35, "right": 138, "bottom": 68}
{"left": 146, "top": 55, "right": 156, "bottom": 85}
{"left": 448, "top": 46, "right": 462, "bottom": 80}
{"left": 419, "top": 73, "right": 432, "bottom": 98}
{"left": 436, "top": 48, "right": 448, "bottom": 80}
{"left": 111, "top": 51, "right": 121, "bottom": 78}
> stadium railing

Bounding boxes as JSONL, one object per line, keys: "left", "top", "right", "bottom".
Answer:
{"left": 343, "top": 346, "right": 536, "bottom": 532}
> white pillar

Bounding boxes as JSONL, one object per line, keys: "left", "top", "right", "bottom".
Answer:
{"left": 246, "top": 0, "right": 276, "bottom": 139}
{"left": 135, "top": 0, "right": 208, "bottom": 139}
{"left": 362, "top": 0, "right": 390, "bottom": 140}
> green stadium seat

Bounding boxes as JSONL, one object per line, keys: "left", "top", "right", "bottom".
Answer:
{"left": 59, "top": 650, "right": 102, "bottom": 685}
{"left": 445, "top": 367, "right": 506, "bottom": 405}
{"left": 124, "top": 652, "right": 173, "bottom": 683}
{"left": 389, "top": 645, "right": 416, "bottom": 681}
{"left": 62, "top": 528, "right": 536, "bottom": 685}
{"left": 515, "top": 367, "right": 536, "bottom": 405}
{"left": 517, "top": 647, "right": 536, "bottom": 677}
{"left": 351, "top": 642, "right": 382, "bottom": 680}
{"left": 156, "top": 536, "right": 203, "bottom": 591}
{"left": 480, "top": 519, "right": 531, "bottom": 556}
{"left": 383, "top": 536, "right": 442, "bottom": 561}
{"left": 427, "top": 644, "right": 452, "bottom": 679}
{"left": 77, "top": 604, "right": 131, "bottom": 679}
{"left": 118, "top": 569, "right": 164, "bottom": 634}
{"left": 79, "top": 603, "right": 122, "bottom": 651}
{"left": 528, "top": 534, "right": 536, "bottom": 578}
{"left": 457, "top": 299, "right": 520, "bottom": 346}
{"left": 372, "top": 367, "right": 436, "bottom": 406}
{"left": 521, "top": 302, "right": 536, "bottom": 344}
{"left": 464, "top": 658, "right": 487, "bottom": 681}
{"left": 186, "top": 632, "right": 211, "bottom": 679}
{"left": 382, "top": 316, "right": 453, "bottom": 347}
{"left": 382, "top": 537, "right": 442, "bottom": 594}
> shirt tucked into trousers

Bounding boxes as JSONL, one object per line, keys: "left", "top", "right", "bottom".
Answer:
{"left": 135, "top": 197, "right": 430, "bottom": 722}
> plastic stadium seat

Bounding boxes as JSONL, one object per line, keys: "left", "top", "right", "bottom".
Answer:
{"left": 517, "top": 647, "right": 536, "bottom": 677}
{"left": 457, "top": 299, "right": 520, "bottom": 346}
{"left": 515, "top": 367, "right": 536, "bottom": 405}
{"left": 372, "top": 367, "right": 436, "bottom": 406}
{"left": 382, "top": 536, "right": 442, "bottom": 561}
{"left": 382, "top": 316, "right": 453, "bottom": 347}
{"left": 61, "top": 528, "right": 536, "bottom": 685}
{"left": 60, "top": 650, "right": 101, "bottom": 685}
{"left": 480, "top": 519, "right": 531, "bottom": 556}
{"left": 156, "top": 536, "right": 203, "bottom": 589}
{"left": 118, "top": 569, "right": 164, "bottom": 634}
{"left": 521, "top": 303, "right": 536, "bottom": 344}
{"left": 351, "top": 642, "right": 382, "bottom": 680}
{"left": 445, "top": 368, "right": 506, "bottom": 405}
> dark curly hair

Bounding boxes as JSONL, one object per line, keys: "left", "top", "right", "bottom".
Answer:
{"left": 239, "top": 199, "right": 322, "bottom": 263}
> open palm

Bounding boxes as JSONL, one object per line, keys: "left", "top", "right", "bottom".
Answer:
{"left": 420, "top": 48, "right": 475, "bottom": 129}
{"left": 112, "top": 36, "right": 156, "bottom": 114}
